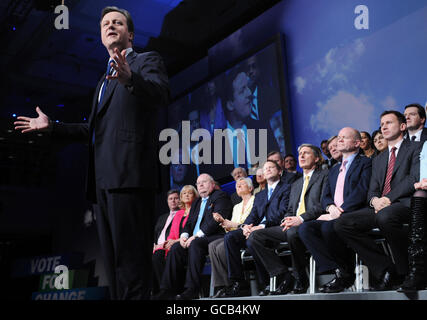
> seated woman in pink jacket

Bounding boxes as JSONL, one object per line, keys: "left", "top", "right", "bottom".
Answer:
{"left": 164, "top": 185, "right": 199, "bottom": 255}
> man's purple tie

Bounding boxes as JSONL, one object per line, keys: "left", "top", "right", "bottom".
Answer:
{"left": 334, "top": 160, "right": 347, "bottom": 208}
{"left": 382, "top": 147, "right": 397, "bottom": 196}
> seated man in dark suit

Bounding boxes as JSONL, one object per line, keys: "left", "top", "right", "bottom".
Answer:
{"left": 248, "top": 144, "right": 328, "bottom": 295}
{"left": 267, "top": 150, "right": 298, "bottom": 185}
{"left": 335, "top": 111, "right": 421, "bottom": 290}
{"left": 152, "top": 189, "right": 180, "bottom": 294}
{"left": 327, "top": 135, "right": 343, "bottom": 165}
{"left": 404, "top": 103, "right": 427, "bottom": 142}
{"left": 157, "top": 173, "right": 233, "bottom": 300}
{"left": 221, "top": 160, "right": 291, "bottom": 297}
{"left": 299, "top": 127, "right": 372, "bottom": 293}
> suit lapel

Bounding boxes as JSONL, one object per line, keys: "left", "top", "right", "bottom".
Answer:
{"left": 292, "top": 178, "right": 304, "bottom": 211}
{"left": 344, "top": 155, "right": 360, "bottom": 185}
{"left": 377, "top": 149, "right": 389, "bottom": 186}
{"left": 89, "top": 77, "right": 104, "bottom": 122}
{"left": 305, "top": 169, "right": 320, "bottom": 194}
{"left": 268, "top": 180, "right": 282, "bottom": 202}
{"left": 391, "top": 140, "right": 409, "bottom": 178}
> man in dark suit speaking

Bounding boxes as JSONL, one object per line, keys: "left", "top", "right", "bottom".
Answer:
{"left": 14, "top": 6, "right": 170, "bottom": 299}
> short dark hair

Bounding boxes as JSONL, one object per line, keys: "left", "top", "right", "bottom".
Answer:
{"left": 100, "top": 6, "right": 135, "bottom": 35}
{"left": 167, "top": 189, "right": 179, "bottom": 198}
{"left": 404, "top": 103, "right": 426, "bottom": 120}
{"left": 380, "top": 110, "right": 406, "bottom": 124}
{"left": 267, "top": 150, "right": 283, "bottom": 161}
{"left": 284, "top": 154, "right": 296, "bottom": 161}
{"left": 224, "top": 66, "right": 246, "bottom": 104}
{"left": 371, "top": 129, "right": 382, "bottom": 140}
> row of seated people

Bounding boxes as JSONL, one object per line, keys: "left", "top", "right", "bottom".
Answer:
{"left": 152, "top": 107, "right": 427, "bottom": 300}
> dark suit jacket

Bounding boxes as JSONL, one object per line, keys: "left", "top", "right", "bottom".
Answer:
{"left": 182, "top": 189, "right": 233, "bottom": 237}
{"left": 52, "top": 50, "right": 170, "bottom": 202}
{"left": 368, "top": 139, "right": 421, "bottom": 208}
{"left": 405, "top": 127, "right": 427, "bottom": 142}
{"left": 322, "top": 154, "right": 372, "bottom": 213}
{"left": 281, "top": 171, "right": 298, "bottom": 185}
{"left": 244, "top": 179, "right": 291, "bottom": 227}
{"left": 153, "top": 212, "right": 173, "bottom": 244}
{"left": 284, "top": 168, "right": 328, "bottom": 221}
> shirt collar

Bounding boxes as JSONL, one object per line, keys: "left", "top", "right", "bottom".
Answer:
{"left": 341, "top": 152, "right": 357, "bottom": 169}
{"left": 389, "top": 138, "right": 404, "bottom": 153}
{"left": 268, "top": 179, "right": 280, "bottom": 191}
{"left": 108, "top": 47, "right": 133, "bottom": 66}
{"left": 409, "top": 129, "right": 423, "bottom": 141}
{"left": 303, "top": 169, "right": 315, "bottom": 180}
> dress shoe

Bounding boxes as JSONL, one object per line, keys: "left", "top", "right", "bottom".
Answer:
{"left": 211, "top": 287, "right": 227, "bottom": 298}
{"left": 397, "top": 273, "right": 426, "bottom": 293}
{"left": 291, "top": 277, "right": 309, "bottom": 294}
{"left": 320, "top": 269, "right": 355, "bottom": 293}
{"left": 258, "top": 285, "right": 271, "bottom": 296}
{"left": 222, "top": 281, "right": 249, "bottom": 297}
{"left": 370, "top": 270, "right": 401, "bottom": 291}
{"left": 270, "top": 272, "right": 294, "bottom": 295}
{"left": 153, "top": 289, "right": 175, "bottom": 300}
{"left": 176, "top": 288, "right": 200, "bottom": 300}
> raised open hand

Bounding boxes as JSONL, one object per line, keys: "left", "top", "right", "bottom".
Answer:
{"left": 14, "top": 106, "right": 50, "bottom": 133}
{"left": 106, "top": 48, "right": 132, "bottom": 85}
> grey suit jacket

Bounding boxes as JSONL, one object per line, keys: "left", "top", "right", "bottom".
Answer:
{"left": 284, "top": 168, "right": 328, "bottom": 222}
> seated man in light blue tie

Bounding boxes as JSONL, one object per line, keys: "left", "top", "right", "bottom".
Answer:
{"left": 220, "top": 160, "right": 291, "bottom": 297}
{"left": 156, "top": 173, "right": 233, "bottom": 300}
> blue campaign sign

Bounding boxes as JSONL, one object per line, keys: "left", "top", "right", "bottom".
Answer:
{"left": 11, "top": 253, "right": 85, "bottom": 278}
{"left": 32, "top": 287, "right": 109, "bottom": 300}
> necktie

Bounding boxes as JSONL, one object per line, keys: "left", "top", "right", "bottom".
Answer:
{"left": 98, "top": 59, "right": 115, "bottom": 104}
{"left": 382, "top": 147, "right": 397, "bottom": 196}
{"left": 334, "top": 160, "right": 348, "bottom": 208}
{"left": 268, "top": 187, "right": 273, "bottom": 200}
{"left": 297, "top": 175, "right": 310, "bottom": 216}
{"left": 193, "top": 198, "right": 208, "bottom": 236}
{"left": 157, "top": 211, "right": 176, "bottom": 245}
{"left": 411, "top": 135, "right": 416, "bottom": 141}
{"left": 250, "top": 87, "right": 259, "bottom": 120}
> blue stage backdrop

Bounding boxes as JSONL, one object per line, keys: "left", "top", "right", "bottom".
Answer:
{"left": 170, "top": 0, "right": 427, "bottom": 159}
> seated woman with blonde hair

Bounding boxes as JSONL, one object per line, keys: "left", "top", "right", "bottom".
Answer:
{"left": 164, "top": 185, "right": 199, "bottom": 255}
{"left": 208, "top": 177, "right": 255, "bottom": 298}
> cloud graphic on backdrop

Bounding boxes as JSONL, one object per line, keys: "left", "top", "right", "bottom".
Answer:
{"left": 381, "top": 96, "right": 398, "bottom": 109}
{"left": 294, "top": 76, "right": 306, "bottom": 94}
{"left": 315, "top": 38, "right": 366, "bottom": 93}
{"left": 310, "top": 90, "right": 377, "bottom": 136}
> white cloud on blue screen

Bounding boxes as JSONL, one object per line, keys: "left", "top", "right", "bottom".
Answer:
{"left": 294, "top": 76, "right": 306, "bottom": 94}
{"left": 310, "top": 90, "right": 377, "bottom": 135}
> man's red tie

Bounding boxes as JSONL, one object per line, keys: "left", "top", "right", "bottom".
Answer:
{"left": 382, "top": 147, "right": 396, "bottom": 196}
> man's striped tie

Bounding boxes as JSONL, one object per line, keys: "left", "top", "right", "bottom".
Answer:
{"left": 382, "top": 147, "right": 396, "bottom": 196}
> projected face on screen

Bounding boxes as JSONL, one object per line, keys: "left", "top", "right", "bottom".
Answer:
{"left": 166, "top": 40, "right": 290, "bottom": 186}
{"left": 226, "top": 72, "right": 253, "bottom": 125}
